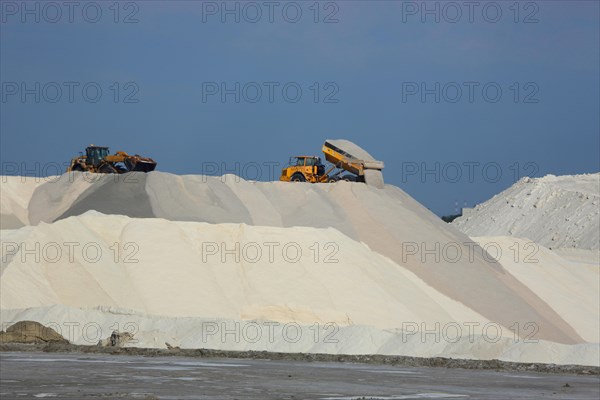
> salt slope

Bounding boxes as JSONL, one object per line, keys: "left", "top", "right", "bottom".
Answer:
{"left": 473, "top": 237, "right": 599, "bottom": 343}
{"left": 1, "top": 305, "right": 598, "bottom": 366}
{"left": 21, "top": 172, "right": 585, "bottom": 344}
{"left": 0, "top": 176, "right": 48, "bottom": 229}
{"left": 453, "top": 174, "right": 600, "bottom": 250}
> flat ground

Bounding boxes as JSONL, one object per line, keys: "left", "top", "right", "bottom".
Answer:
{"left": 1, "top": 351, "right": 599, "bottom": 399}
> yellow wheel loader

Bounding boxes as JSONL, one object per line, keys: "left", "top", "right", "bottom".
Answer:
{"left": 280, "top": 139, "right": 385, "bottom": 188}
{"left": 67, "top": 145, "right": 157, "bottom": 174}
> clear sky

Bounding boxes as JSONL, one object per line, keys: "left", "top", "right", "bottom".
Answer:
{"left": 1, "top": 1, "right": 598, "bottom": 216}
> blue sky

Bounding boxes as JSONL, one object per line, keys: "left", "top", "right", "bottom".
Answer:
{"left": 1, "top": 1, "right": 598, "bottom": 215}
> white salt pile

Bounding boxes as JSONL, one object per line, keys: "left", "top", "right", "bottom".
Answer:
{"left": 453, "top": 173, "right": 600, "bottom": 250}
{"left": 1, "top": 172, "right": 598, "bottom": 365}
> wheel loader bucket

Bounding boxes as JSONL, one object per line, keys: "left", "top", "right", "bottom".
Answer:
{"left": 125, "top": 157, "right": 157, "bottom": 172}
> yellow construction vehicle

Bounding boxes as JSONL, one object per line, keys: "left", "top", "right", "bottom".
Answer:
{"left": 67, "top": 145, "right": 157, "bottom": 174}
{"left": 280, "top": 139, "right": 385, "bottom": 188}
{"left": 279, "top": 155, "right": 327, "bottom": 183}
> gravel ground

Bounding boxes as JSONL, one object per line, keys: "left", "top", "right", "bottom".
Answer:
{"left": 1, "top": 343, "right": 598, "bottom": 375}
{"left": 1, "top": 350, "right": 599, "bottom": 400}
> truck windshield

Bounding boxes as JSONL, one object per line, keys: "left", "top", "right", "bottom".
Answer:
{"left": 295, "top": 158, "right": 305, "bottom": 166}
{"left": 86, "top": 147, "right": 109, "bottom": 166}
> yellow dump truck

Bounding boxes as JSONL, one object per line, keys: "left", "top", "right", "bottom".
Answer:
{"left": 280, "top": 139, "right": 385, "bottom": 188}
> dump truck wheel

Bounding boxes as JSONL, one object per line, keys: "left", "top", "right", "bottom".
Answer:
{"left": 291, "top": 173, "right": 306, "bottom": 182}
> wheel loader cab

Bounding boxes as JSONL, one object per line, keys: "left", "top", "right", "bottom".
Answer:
{"left": 85, "top": 146, "right": 109, "bottom": 167}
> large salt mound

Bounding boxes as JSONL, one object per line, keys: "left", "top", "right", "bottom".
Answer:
{"left": 453, "top": 173, "right": 600, "bottom": 250}
{"left": 1, "top": 213, "right": 598, "bottom": 365}
{"left": 17, "top": 172, "right": 585, "bottom": 344}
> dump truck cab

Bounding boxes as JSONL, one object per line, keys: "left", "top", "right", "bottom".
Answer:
{"left": 280, "top": 156, "right": 327, "bottom": 182}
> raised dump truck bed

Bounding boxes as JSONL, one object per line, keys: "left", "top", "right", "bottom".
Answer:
{"left": 280, "top": 139, "right": 385, "bottom": 188}
{"left": 323, "top": 139, "right": 385, "bottom": 188}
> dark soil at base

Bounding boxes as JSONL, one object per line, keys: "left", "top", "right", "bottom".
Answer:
{"left": 1, "top": 342, "right": 597, "bottom": 376}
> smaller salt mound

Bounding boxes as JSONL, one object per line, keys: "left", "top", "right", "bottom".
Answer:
{"left": 473, "top": 236, "right": 599, "bottom": 343}
{"left": 453, "top": 174, "right": 600, "bottom": 250}
{"left": 0, "top": 176, "right": 47, "bottom": 229}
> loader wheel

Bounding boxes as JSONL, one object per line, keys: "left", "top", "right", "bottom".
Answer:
{"left": 99, "top": 164, "right": 118, "bottom": 174}
{"left": 290, "top": 173, "right": 306, "bottom": 182}
{"left": 328, "top": 177, "right": 338, "bottom": 183}
{"left": 71, "top": 164, "right": 84, "bottom": 172}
